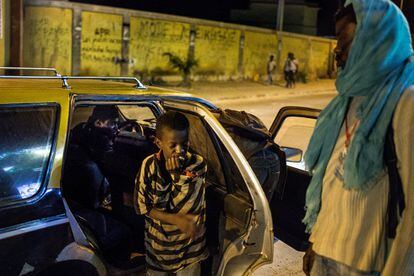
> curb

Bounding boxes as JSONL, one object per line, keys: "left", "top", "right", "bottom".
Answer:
{"left": 198, "top": 88, "right": 337, "bottom": 103}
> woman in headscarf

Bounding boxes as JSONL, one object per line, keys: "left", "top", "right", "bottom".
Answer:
{"left": 302, "top": 0, "right": 414, "bottom": 275}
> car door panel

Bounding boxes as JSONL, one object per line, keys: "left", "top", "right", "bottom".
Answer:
{"left": 270, "top": 106, "right": 320, "bottom": 252}
{"left": 224, "top": 193, "right": 253, "bottom": 231}
{"left": 271, "top": 166, "right": 311, "bottom": 251}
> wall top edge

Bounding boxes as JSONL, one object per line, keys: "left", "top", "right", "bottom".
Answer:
{"left": 24, "top": 0, "right": 336, "bottom": 43}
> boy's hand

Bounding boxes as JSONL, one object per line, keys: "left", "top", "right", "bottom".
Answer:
{"left": 148, "top": 210, "right": 202, "bottom": 240}
{"left": 166, "top": 156, "right": 185, "bottom": 182}
{"left": 175, "top": 214, "right": 200, "bottom": 239}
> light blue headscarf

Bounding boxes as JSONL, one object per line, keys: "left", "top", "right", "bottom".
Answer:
{"left": 303, "top": 0, "right": 414, "bottom": 233}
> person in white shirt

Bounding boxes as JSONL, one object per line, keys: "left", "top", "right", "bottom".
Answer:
{"left": 302, "top": 0, "right": 414, "bottom": 275}
{"left": 267, "top": 55, "right": 277, "bottom": 85}
{"left": 284, "top": 52, "right": 299, "bottom": 88}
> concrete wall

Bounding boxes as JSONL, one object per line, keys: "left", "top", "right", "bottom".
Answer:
{"left": 80, "top": 11, "right": 122, "bottom": 76}
{"left": 23, "top": 6, "right": 72, "bottom": 74}
{"left": 242, "top": 31, "right": 277, "bottom": 79}
{"left": 0, "top": 0, "right": 10, "bottom": 67}
{"left": 0, "top": 0, "right": 5, "bottom": 66}
{"left": 129, "top": 17, "right": 190, "bottom": 75}
{"left": 194, "top": 25, "right": 240, "bottom": 77}
{"left": 22, "top": 0, "right": 336, "bottom": 81}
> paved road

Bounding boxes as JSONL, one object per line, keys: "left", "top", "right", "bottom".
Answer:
{"left": 214, "top": 92, "right": 334, "bottom": 276}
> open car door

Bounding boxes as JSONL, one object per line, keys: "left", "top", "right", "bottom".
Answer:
{"left": 269, "top": 106, "right": 320, "bottom": 251}
{"left": 161, "top": 98, "right": 274, "bottom": 275}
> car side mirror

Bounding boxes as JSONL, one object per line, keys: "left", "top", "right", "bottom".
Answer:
{"left": 280, "top": 147, "right": 303, "bottom": 162}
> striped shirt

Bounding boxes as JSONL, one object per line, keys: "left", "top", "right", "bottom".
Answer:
{"left": 135, "top": 151, "right": 208, "bottom": 272}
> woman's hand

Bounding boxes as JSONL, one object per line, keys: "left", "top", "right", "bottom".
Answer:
{"left": 303, "top": 244, "right": 316, "bottom": 276}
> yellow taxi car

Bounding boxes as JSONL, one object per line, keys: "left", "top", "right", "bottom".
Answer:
{"left": 0, "top": 67, "right": 316, "bottom": 275}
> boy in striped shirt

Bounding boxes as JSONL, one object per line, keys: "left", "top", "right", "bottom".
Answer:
{"left": 135, "top": 111, "right": 208, "bottom": 275}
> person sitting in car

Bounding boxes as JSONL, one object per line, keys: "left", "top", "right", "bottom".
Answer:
{"left": 65, "top": 105, "right": 119, "bottom": 208}
{"left": 63, "top": 105, "right": 134, "bottom": 267}
{"left": 134, "top": 111, "right": 208, "bottom": 275}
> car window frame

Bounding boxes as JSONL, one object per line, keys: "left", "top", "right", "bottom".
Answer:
{"left": 0, "top": 103, "right": 60, "bottom": 209}
{"left": 62, "top": 96, "right": 164, "bottom": 189}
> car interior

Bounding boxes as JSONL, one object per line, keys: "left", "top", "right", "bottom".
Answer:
{"left": 62, "top": 102, "right": 255, "bottom": 274}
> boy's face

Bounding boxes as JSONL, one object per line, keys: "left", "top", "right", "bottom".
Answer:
{"left": 155, "top": 127, "right": 189, "bottom": 160}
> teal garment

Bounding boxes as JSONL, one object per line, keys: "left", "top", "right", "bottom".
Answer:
{"left": 303, "top": 0, "right": 414, "bottom": 233}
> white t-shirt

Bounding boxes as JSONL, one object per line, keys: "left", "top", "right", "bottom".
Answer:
{"left": 284, "top": 58, "right": 298, "bottom": 72}
{"left": 267, "top": 60, "right": 277, "bottom": 73}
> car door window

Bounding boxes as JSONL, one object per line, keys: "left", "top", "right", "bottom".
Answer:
{"left": 274, "top": 116, "right": 316, "bottom": 170}
{"left": 181, "top": 112, "right": 251, "bottom": 197}
{"left": 0, "top": 105, "right": 57, "bottom": 205}
{"left": 66, "top": 103, "right": 158, "bottom": 207}
{"left": 184, "top": 113, "right": 227, "bottom": 190}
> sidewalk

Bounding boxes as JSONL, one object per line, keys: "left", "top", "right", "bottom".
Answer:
{"left": 163, "top": 79, "right": 337, "bottom": 102}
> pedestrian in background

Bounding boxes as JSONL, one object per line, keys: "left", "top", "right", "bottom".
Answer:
{"left": 284, "top": 52, "right": 299, "bottom": 88}
{"left": 302, "top": 0, "right": 414, "bottom": 275}
{"left": 267, "top": 55, "right": 277, "bottom": 85}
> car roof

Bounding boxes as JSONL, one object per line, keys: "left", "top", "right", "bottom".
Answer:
{"left": 0, "top": 78, "right": 189, "bottom": 96}
{"left": 0, "top": 75, "right": 219, "bottom": 110}
{"left": 0, "top": 78, "right": 207, "bottom": 104}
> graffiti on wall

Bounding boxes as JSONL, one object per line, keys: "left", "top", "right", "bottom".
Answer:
{"left": 23, "top": 7, "right": 72, "bottom": 74}
{"left": 194, "top": 25, "right": 240, "bottom": 76}
{"left": 21, "top": 2, "right": 335, "bottom": 81}
{"left": 243, "top": 31, "right": 277, "bottom": 78}
{"left": 81, "top": 11, "right": 122, "bottom": 76}
{"left": 129, "top": 17, "right": 190, "bottom": 75}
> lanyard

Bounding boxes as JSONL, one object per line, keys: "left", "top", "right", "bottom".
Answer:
{"left": 345, "top": 115, "right": 360, "bottom": 149}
